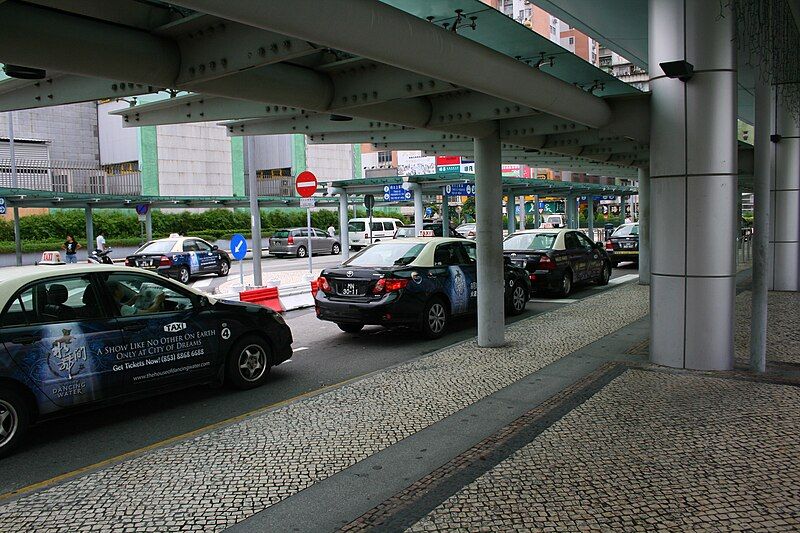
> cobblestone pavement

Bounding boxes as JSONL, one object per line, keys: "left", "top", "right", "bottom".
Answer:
{"left": 407, "top": 368, "right": 800, "bottom": 532}
{"left": 735, "top": 290, "right": 800, "bottom": 365}
{"left": 0, "top": 284, "right": 649, "bottom": 532}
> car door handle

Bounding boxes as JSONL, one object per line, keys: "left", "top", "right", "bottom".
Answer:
{"left": 12, "top": 334, "right": 40, "bottom": 345}
{"left": 122, "top": 323, "right": 146, "bottom": 332}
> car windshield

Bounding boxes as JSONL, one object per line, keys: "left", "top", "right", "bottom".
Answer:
{"left": 348, "top": 221, "right": 365, "bottom": 232}
{"left": 136, "top": 240, "right": 176, "bottom": 254}
{"left": 503, "top": 233, "right": 557, "bottom": 250}
{"left": 546, "top": 216, "right": 562, "bottom": 224}
{"left": 344, "top": 242, "right": 426, "bottom": 267}
{"left": 395, "top": 228, "right": 416, "bottom": 237}
{"left": 273, "top": 230, "right": 290, "bottom": 239}
{"left": 612, "top": 224, "right": 639, "bottom": 237}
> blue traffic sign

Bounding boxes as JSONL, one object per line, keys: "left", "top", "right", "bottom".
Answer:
{"left": 425, "top": 207, "right": 433, "bottom": 217}
{"left": 444, "top": 183, "right": 475, "bottom": 196}
{"left": 135, "top": 203, "right": 149, "bottom": 216}
{"left": 0, "top": 197, "right": 5, "bottom": 215}
{"left": 383, "top": 184, "right": 412, "bottom": 202}
{"left": 230, "top": 233, "right": 248, "bottom": 261}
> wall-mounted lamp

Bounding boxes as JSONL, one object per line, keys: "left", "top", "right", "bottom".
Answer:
{"left": 659, "top": 60, "right": 694, "bottom": 82}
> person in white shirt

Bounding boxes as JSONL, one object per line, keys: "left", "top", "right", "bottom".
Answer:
{"left": 96, "top": 231, "right": 107, "bottom": 251}
{"left": 327, "top": 225, "right": 336, "bottom": 237}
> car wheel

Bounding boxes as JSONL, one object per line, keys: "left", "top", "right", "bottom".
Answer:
{"left": 331, "top": 243, "right": 341, "bottom": 255}
{"left": 597, "top": 263, "right": 611, "bottom": 286}
{"left": 0, "top": 387, "right": 31, "bottom": 459}
{"left": 218, "top": 261, "right": 230, "bottom": 277}
{"left": 337, "top": 323, "right": 364, "bottom": 333}
{"left": 177, "top": 266, "right": 190, "bottom": 284}
{"left": 507, "top": 282, "right": 528, "bottom": 315}
{"left": 420, "top": 297, "right": 449, "bottom": 339}
{"left": 226, "top": 335, "right": 272, "bottom": 390}
{"left": 296, "top": 246, "right": 307, "bottom": 258}
{"left": 558, "top": 270, "right": 573, "bottom": 297}
{"left": 610, "top": 261, "right": 618, "bottom": 269}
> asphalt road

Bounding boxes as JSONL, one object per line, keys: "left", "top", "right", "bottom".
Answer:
{"left": 0, "top": 262, "right": 638, "bottom": 498}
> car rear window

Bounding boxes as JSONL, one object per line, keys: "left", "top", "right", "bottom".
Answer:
{"left": 348, "top": 221, "right": 365, "bottom": 232}
{"left": 344, "top": 242, "right": 426, "bottom": 267}
{"left": 273, "top": 230, "right": 290, "bottom": 239}
{"left": 503, "top": 233, "right": 557, "bottom": 250}
{"left": 136, "top": 240, "right": 176, "bottom": 254}
{"left": 612, "top": 225, "right": 639, "bottom": 237}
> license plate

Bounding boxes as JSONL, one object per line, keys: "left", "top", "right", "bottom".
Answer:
{"left": 137, "top": 260, "right": 150, "bottom": 267}
{"left": 341, "top": 283, "right": 358, "bottom": 295}
{"left": 622, "top": 243, "right": 635, "bottom": 249}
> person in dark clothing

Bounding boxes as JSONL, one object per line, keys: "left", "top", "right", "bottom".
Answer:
{"left": 61, "top": 234, "right": 82, "bottom": 263}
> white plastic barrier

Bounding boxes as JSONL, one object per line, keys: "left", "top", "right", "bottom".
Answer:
{"left": 277, "top": 281, "right": 316, "bottom": 311}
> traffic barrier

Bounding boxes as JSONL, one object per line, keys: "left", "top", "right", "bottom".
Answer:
{"left": 278, "top": 282, "right": 315, "bottom": 312}
{"left": 239, "top": 286, "right": 284, "bottom": 313}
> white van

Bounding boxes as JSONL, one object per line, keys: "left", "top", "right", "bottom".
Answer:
{"left": 348, "top": 218, "right": 404, "bottom": 249}
{"left": 539, "top": 214, "right": 566, "bottom": 229}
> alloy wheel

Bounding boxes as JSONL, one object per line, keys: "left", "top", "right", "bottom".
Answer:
{"left": 428, "top": 303, "right": 446, "bottom": 334}
{"left": 0, "top": 400, "right": 18, "bottom": 450}
{"left": 220, "top": 262, "right": 230, "bottom": 276}
{"left": 512, "top": 285, "right": 526, "bottom": 311}
{"left": 179, "top": 268, "right": 190, "bottom": 284}
{"left": 238, "top": 344, "right": 267, "bottom": 382}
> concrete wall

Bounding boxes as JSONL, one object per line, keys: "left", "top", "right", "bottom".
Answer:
{"left": 156, "top": 121, "right": 233, "bottom": 196}
{"left": 98, "top": 101, "right": 139, "bottom": 165}
{"left": 306, "top": 143, "right": 354, "bottom": 181}
{"left": 252, "top": 134, "right": 292, "bottom": 172}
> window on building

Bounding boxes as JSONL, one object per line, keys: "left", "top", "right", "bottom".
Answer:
{"left": 568, "top": 37, "right": 574, "bottom": 45}
{"left": 377, "top": 151, "right": 392, "bottom": 164}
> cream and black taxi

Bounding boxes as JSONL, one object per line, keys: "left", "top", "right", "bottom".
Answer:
{"left": 315, "top": 238, "right": 531, "bottom": 338}
{"left": 0, "top": 264, "right": 292, "bottom": 457}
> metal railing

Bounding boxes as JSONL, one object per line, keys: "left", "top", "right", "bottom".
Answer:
{"left": 0, "top": 159, "right": 141, "bottom": 195}
{"left": 244, "top": 175, "right": 296, "bottom": 197}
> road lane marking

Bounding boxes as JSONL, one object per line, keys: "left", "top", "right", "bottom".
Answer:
{"left": 609, "top": 274, "right": 639, "bottom": 285}
{"left": 292, "top": 347, "right": 309, "bottom": 353}
{"left": 529, "top": 298, "right": 578, "bottom": 304}
{"left": 192, "top": 277, "right": 214, "bottom": 289}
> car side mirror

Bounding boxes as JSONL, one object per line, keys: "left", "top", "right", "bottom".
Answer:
{"left": 212, "top": 245, "right": 219, "bottom": 250}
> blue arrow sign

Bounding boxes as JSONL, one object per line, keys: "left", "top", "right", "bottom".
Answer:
{"left": 230, "top": 233, "right": 248, "bottom": 261}
{"left": 0, "top": 198, "right": 5, "bottom": 215}
{"left": 135, "top": 203, "right": 149, "bottom": 216}
{"left": 383, "top": 184, "right": 412, "bottom": 202}
{"left": 444, "top": 183, "right": 475, "bottom": 197}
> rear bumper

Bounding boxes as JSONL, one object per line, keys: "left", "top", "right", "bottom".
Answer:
{"left": 315, "top": 292, "right": 422, "bottom": 326}
{"left": 528, "top": 270, "right": 564, "bottom": 292}
{"left": 608, "top": 250, "right": 639, "bottom": 263}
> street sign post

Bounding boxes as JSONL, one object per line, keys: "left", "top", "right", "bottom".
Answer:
{"left": 382, "top": 184, "right": 411, "bottom": 202}
{"left": 295, "top": 171, "right": 318, "bottom": 273}
{"left": 230, "top": 233, "right": 247, "bottom": 286}
{"left": 135, "top": 203, "right": 149, "bottom": 222}
{"left": 444, "top": 183, "right": 476, "bottom": 197}
{"left": 364, "top": 194, "right": 375, "bottom": 244}
{"left": 0, "top": 197, "right": 5, "bottom": 216}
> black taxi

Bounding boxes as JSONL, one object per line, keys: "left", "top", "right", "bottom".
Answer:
{"left": 503, "top": 229, "right": 611, "bottom": 297}
{"left": 315, "top": 238, "right": 530, "bottom": 338}
{"left": 125, "top": 235, "right": 231, "bottom": 284}
{"left": 0, "top": 264, "right": 292, "bottom": 457}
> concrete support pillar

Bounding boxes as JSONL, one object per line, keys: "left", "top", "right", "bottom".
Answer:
{"left": 620, "top": 194, "right": 627, "bottom": 223}
{"left": 507, "top": 191, "right": 516, "bottom": 234}
{"left": 518, "top": 195, "right": 526, "bottom": 230}
{"left": 566, "top": 195, "right": 577, "bottom": 229}
{"left": 145, "top": 209, "right": 153, "bottom": 242}
{"left": 403, "top": 182, "right": 424, "bottom": 236}
{"left": 338, "top": 192, "right": 350, "bottom": 261}
{"left": 474, "top": 128, "right": 505, "bottom": 347}
{"left": 442, "top": 190, "right": 450, "bottom": 237}
{"left": 588, "top": 196, "right": 595, "bottom": 234}
{"left": 750, "top": 76, "right": 773, "bottom": 373}
{"left": 246, "top": 136, "right": 263, "bottom": 286}
{"left": 85, "top": 206, "right": 94, "bottom": 257}
{"left": 649, "top": 0, "right": 737, "bottom": 370}
{"left": 533, "top": 195, "right": 541, "bottom": 228}
{"left": 770, "top": 87, "right": 800, "bottom": 291}
{"left": 638, "top": 167, "right": 651, "bottom": 285}
{"left": 8, "top": 112, "right": 21, "bottom": 267}
{"left": 12, "top": 208, "right": 21, "bottom": 266}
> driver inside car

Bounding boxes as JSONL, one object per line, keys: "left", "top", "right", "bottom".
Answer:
{"left": 109, "top": 281, "right": 165, "bottom": 316}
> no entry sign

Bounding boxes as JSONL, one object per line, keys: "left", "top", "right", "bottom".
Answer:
{"left": 295, "top": 171, "right": 318, "bottom": 198}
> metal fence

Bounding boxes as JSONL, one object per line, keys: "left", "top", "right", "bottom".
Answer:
{"left": 0, "top": 159, "right": 141, "bottom": 195}
{"left": 244, "top": 175, "right": 296, "bottom": 197}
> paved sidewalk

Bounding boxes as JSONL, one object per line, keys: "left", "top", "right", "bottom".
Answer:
{"left": 735, "top": 290, "right": 800, "bottom": 365}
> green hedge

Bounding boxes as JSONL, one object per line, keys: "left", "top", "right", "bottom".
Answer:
{"left": 0, "top": 237, "right": 145, "bottom": 254}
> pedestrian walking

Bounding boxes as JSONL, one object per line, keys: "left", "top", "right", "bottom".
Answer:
{"left": 96, "top": 230, "right": 107, "bottom": 252}
{"left": 61, "top": 234, "right": 81, "bottom": 263}
{"left": 327, "top": 224, "right": 336, "bottom": 237}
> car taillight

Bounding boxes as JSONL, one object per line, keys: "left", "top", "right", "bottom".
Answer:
{"left": 317, "top": 276, "right": 332, "bottom": 293}
{"left": 538, "top": 255, "right": 556, "bottom": 270}
{"left": 605, "top": 241, "right": 614, "bottom": 251}
{"left": 372, "top": 277, "right": 409, "bottom": 294}
{"left": 529, "top": 273, "right": 537, "bottom": 281}
{"left": 159, "top": 255, "right": 172, "bottom": 267}
{"left": 288, "top": 235, "right": 294, "bottom": 245}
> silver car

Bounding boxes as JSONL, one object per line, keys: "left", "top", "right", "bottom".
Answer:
{"left": 269, "top": 227, "right": 341, "bottom": 258}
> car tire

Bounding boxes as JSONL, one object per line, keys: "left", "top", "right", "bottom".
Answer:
{"left": 217, "top": 260, "right": 230, "bottom": 277}
{"left": 597, "top": 262, "right": 611, "bottom": 286}
{"left": 420, "top": 297, "right": 449, "bottom": 339}
{"left": 226, "top": 335, "right": 272, "bottom": 390}
{"left": 296, "top": 246, "right": 307, "bottom": 258}
{"left": 337, "top": 323, "right": 364, "bottom": 334}
{"left": 0, "top": 387, "right": 31, "bottom": 459}
{"left": 177, "top": 266, "right": 190, "bottom": 284}
{"left": 558, "top": 270, "right": 573, "bottom": 297}
{"left": 506, "top": 281, "right": 528, "bottom": 316}
{"left": 331, "top": 243, "right": 341, "bottom": 255}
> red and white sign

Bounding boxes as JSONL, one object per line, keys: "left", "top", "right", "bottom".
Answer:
{"left": 295, "top": 171, "right": 318, "bottom": 198}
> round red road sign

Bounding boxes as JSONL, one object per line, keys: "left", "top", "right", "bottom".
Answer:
{"left": 295, "top": 171, "right": 318, "bottom": 198}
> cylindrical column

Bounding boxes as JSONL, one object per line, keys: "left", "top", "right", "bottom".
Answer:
{"left": 588, "top": 195, "right": 595, "bottom": 233}
{"left": 338, "top": 192, "right": 350, "bottom": 261}
{"left": 145, "top": 209, "right": 153, "bottom": 242}
{"left": 507, "top": 191, "right": 516, "bottom": 234}
{"left": 246, "top": 136, "right": 263, "bottom": 286}
{"left": 85, "top": 206, "right": 94, "bottom": 259}
{"left": 441, "top": 190, "right": 450, "bottom": 237}
{"left": 620, "top": 194, "right": 627, "bottom": 223}
{"left": 638, "top": 167, "right": 651, "bottom": 285}
{"left": 649, "top": 0, "right": 737, "bottom": 370}
{"left": 8, "top": 113, "right": 21, "bottom": 266}
{"left": 518, "top": 195, "right": 526, "bottom": 230}
{"left": 750, "top": 76, "right": 772, "bottom": 373}
{"left": 475, "top": 129, "right": 504, "bottom": 347}
{"left": 533, "top": 195, "right": 541, "bottom": 228}
{"left": 410, "top": 184, "right": 424, "bottom": 236}
{"left": 770, "top": 87, "right": 800, "bottom": 291}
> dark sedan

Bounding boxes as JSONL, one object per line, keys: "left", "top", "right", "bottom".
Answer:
{"left": 315, "top": 238, "right": 530, "bottom": 338}
{"left": 125, "top": 235, "right": 231, "bottom": 284}
{"left": 605, "top": 223, "right": 639, "bottom": 267}
{"left": 503, "top": 229, "right": 611, "bottom": 297}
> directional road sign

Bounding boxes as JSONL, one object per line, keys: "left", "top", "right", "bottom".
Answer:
{"left": 295, "top": 171, "right": 318, "bottom": 198}
{"left": 444, "top": 183, "right": 475, "bottom": 197}
{"left": 230, "top": 233, "right": 248, "bottom": 261}
{"left": 383, "top": 184, "right": 412, "bottom": 201}
{"left": 0, "top": 197, "right": 5, "bottom": 215}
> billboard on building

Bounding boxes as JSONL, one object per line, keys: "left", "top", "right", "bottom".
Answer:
{"left": 397, "top": 151, "right": 435, "bottom": 176}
